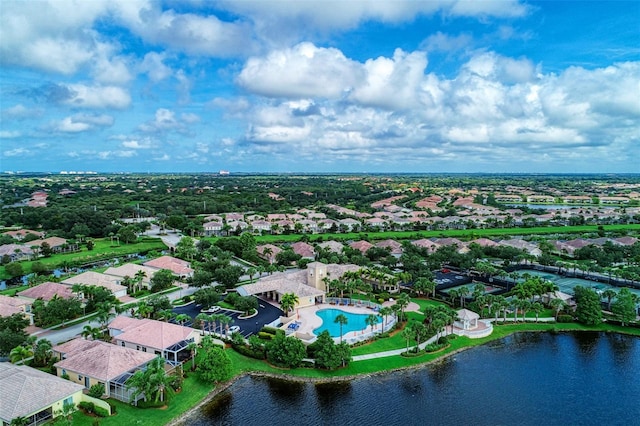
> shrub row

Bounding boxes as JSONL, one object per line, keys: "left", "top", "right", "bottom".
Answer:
{"left": 78, "top": 401, "right": 109, "bottom": 417}
{"left": 232, "top": 344, "right": 266, "bottom": 360}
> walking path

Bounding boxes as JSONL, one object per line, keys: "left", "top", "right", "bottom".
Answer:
{"left": 352, "top": 329, "right": 453, "bottom": 361}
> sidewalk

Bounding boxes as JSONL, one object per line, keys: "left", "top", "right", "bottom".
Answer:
{"left": 352, "top": 329, "right": 453, "bottom": 361}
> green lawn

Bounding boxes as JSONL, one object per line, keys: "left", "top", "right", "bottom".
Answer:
{"left": 72, "top": 371, "right": 215, "bottom": 426}
{"left": 0, "top": 237, "right": 166, "bottom": 280}
{"left": 204, "top": 224, "right": 640, "bottom": 245}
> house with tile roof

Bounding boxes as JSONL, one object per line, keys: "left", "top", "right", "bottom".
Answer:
{"left": 257, "top": 244, "right": 282, "bottom": 264}
{"left": 103, "top": 263, "right": 158, "bottom": 290}
{"left": 0, "top": 243, "right": 33, "bottom": 261}
{"left": 0, "top": 295, "right": 34, "bottom": 325}
{"left": 291, "top": 241, "right": 315, "bottom": 259}
{"left": 143, "top": 255, "right": 193, "bottom": 278}
{"left": 17, "top": 282, "right": 75, "bottom": 303}
{"left": 375, "top": 239, "right": 403, "bottom": 257}
{"left": 61, "top": 271, "right": 127, "bottom": 298}
{"left": 411, "top": 238, "right": 441, "bottom": 253}
{"left": 53, "top": 338, "right": 157, "bottom": 402}
{"left": 317, "top": 240, "right": 344, "bottom": 254}
{"left": 2, "top": 229, "right": 44, "bottom": 241}
{"left": 108, "top": 316, "right": 201, "bottom": 365}
{"left": 349, "top": 240, "right": 374, "bottom": 254}
{"left": 0, "top": 363, "right": 84, "bottom": 426}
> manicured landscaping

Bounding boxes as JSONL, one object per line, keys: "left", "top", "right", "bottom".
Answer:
{"left": 0, "top": 237, "right": 167, "bottom": 280}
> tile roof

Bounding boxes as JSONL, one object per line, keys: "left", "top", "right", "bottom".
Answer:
{"left": 143, "top": 256, "right": 193, "bottom": 276}
{"left": 54, "top": 339, "right": 156, "bottom": 381}
{"left": 0, "top": 363, "right": 83, "bottom": 421}
{"left": 109, "top": 316, "right": 199, "bottom": 350}
{"left": 0, "top": 295, "right": 30, "bottom": 317}
{"left": 17, "top": 282, "right": 75, "bottom": 301}
{"left": 103, "top": 264, "right": 157, "bottom": 282}
{"left": 61, "top": 271, "right": 126, "bottom": 294}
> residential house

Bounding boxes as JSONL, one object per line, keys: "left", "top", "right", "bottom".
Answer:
{"left": 338, "top": 218, "right": 361, "bottom": 231}
{"left": 0, "top": 363, "right": 84, "bottom": 426}
{"left": 202, "top": 220, "right": 223, "bottom": 236}
{"left": 17, "top": 282, "right": 75, "bottom": 304}
{"left": 375, "top": 239, "right": 403, "bottom": 257}
{"left": 0, "top": 244, "right": 33, "bottom": 261}
{"left": 0, "top": 295, "right": 34, "bottom": 325}
{"left": 256, "top": 244, "right": 282, "bottom": 264}
{"left": 411, "top": 239, "right": 440, "bottom": 253}
{"left": 103, "top": 264, "right": 157, "bottom": 290}
{"left": 143, "top": 256, "right": 193, "bottom": 279}
{"left": 250, "top": 219, "right": 272, "bottom": 233}
{"left": 349, "top": 240, "right": 374, "bottom": 254}
{"left": 290, "top": 241, "right": 315, "bottom": 259}
{"left": 53, "top": 339, "right": 156, "bottom": 402}
{"left": 61, "top": 271, "right": 127, "bottom": 299}
{"left": 2, "top": 229, "right": 44, "bottom": 241}
{"left": 108, "top": 316, "right": 201, "bottom": 365}
{"left": 317, "top": 240, "right": 344, "bottom": 254}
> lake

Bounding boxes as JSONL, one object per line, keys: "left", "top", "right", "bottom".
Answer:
{"left": 187, "top": 332, "right": 640, "bottom": 426}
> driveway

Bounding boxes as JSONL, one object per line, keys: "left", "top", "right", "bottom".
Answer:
{"left": 172, "top": 298, "right": 282, "bottom": 338}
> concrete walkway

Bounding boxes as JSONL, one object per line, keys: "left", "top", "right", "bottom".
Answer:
{"left": 351, "top": 329, "right": 453, "bottom": 361}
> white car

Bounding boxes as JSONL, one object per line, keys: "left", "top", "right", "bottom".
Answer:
{"left": 201, "top": 306, "right": 221, "bottom": 313}
{"left": 228, "top": 325, "right": 240, "bottom": 334}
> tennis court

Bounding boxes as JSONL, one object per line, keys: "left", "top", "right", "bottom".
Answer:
{"left": 517, "top": 270, "right": 640, "bottom": 300}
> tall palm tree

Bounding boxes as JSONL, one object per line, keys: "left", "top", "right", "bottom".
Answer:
{"left": 395, "top": 293, "right": 410, "bottom": 321}
{"left": 82, "top": 325, "right": 102, "bottom": 341}
{"left": 127, "top": 357, "right": 174, "bottom": 404}
{"left": 365, "top": 314, "right": 379, "bottom": 334}
{"left": 378, "top": 306, "right": 392, "bottom": 332}
{"left": 601, "top": 289, "right": 617, "bottom": 311}
{"left": 334, "top": 314, "right": 348, "bottom": 344}
{"left": 134, "top": 269, "right": 147, "bottom": 293}
{"left": 187, "top": 341, "right": 198, "bottom": 371}
{"left": 195, "top": 313, "right": 209, "bottom": 335}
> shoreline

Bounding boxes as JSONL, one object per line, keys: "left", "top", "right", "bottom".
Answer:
{"left": 166, "top": 325, "right": 640, "bottom": 426}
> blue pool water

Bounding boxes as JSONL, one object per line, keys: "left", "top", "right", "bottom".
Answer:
{"left": 313, "top": 308, "right": 377, "bottom": 337}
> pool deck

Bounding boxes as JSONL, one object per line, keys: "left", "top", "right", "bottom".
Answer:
{"left": 291, "top": 301, "right": 421, "bottom": 339}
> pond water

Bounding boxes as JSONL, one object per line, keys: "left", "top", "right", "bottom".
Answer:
{"left": 188, "top": 332, "right": 640, "bottom": 426}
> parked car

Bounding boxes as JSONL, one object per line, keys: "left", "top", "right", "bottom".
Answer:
{"left": 201, "top": 306, "right": 221, "bottom": 313}
{"left": 228, "top": 325, "right": 240, "bottom": 334}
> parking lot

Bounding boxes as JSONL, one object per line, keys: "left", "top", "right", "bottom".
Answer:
{"left": 172, "top": 299, "right": 283, "bottom": 338}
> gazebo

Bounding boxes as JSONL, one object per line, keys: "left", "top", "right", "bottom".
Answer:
{"left": 456, "top": 308, "right": 480, "bottom": 330}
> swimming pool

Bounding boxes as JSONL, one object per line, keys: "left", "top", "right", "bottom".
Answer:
{"left": 313, "top": 308, "right": 377, "bottom": 337}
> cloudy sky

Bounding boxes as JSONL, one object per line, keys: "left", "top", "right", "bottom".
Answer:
{"left": 1, "top": 1, "right": 638, "bottom": 173}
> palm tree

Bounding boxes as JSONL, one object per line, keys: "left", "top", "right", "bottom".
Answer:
{"left": 82, "top": 325, "right": 102, "bottom": 341}
{"left": 134, "top": 269, "right": 147, "bottom": 293}
{"left": 127, "top": 357, "right": 174, "bottom": 404}
{"left": 365, "top": 314, "right": 379, "bottom": 334}
{"left": 219, "top": 315, "right": 232, "bottom": 337}
{"left": 334, "top": 314, "right": 348, "bottom": 344}
{"left": 458, "top": 286, "right": 470, "bottom": 308}
{"left": 401, "top": 324, "right": 414, "bottom": 353}
{"left": 531, "top": 302, "right": 544, "bottom": 322}
{"left": 601, "top": 289, "right": 617, "bottom": 311}
{"left": 122, "top": 275, "right": 135, "bottom": 294}
{"left": 159, "top": 309, "right": 176, "bottom": 322}
{"left": 395, "top": 293, "right": 410, "bottom": 322}
{"left": 187, "top": 341, "right": 198, "bottom": 371}
{"left": 175, "top": 313, "right": 190, "bottom": 326}
{"left": 378, "top": 306, "right": 392, "bottom": 332}
{"left": 195, "top": 313, "right": 209, "bottom": 335}
{"left": 550, "top": 298, "right": 566, "bottom": 321}
{"left": 32, "top": 339, "right": 52, "bottom": 366}
{"left": 280, "top": 292, "right": 299, "bottom": 316}
{"left": 247, "top": 267, "right": 257, "bottom": 283}
{"left": 10, "top": 345, "right": 32, "bottom": 365}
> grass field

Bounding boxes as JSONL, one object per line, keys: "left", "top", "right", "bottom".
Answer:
{"left": 205, "top": 224, "right": 640, "bottom": 245}
{"left": 0, "top": 237, "right": 166, "bottom": 280}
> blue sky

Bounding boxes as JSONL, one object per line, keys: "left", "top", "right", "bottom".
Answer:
{"left": 1, "top": 0, "right": 638, "bottom": 173}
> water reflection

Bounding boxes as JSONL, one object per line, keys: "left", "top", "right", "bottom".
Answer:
{"left": 191, "top": 333, "right": 640, "bottom": 426}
